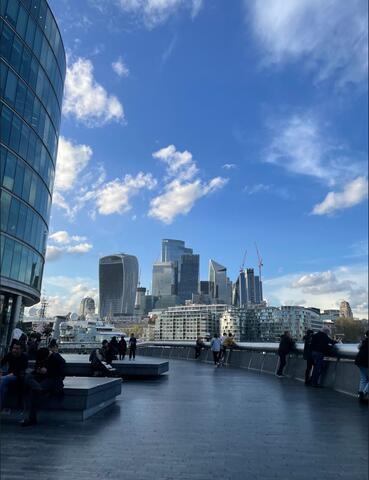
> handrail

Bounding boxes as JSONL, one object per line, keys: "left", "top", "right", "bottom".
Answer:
{"left": 138, "top": 341, "right": 360, "bottom": 360}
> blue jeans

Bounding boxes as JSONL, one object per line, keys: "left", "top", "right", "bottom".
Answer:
{"left": 311, "top": 352, "right": 325, "bottom": 386}
{"left": 358, "top": 366, "right": 369, "bottom": 394}
{"left": 0, "top": 374, "right": 18, "bottom": 407}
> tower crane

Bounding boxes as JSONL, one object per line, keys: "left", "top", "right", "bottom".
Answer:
{"left": 240, "top": 250, "right": 247, "bottom": 272}
{"left": 255, "top": 243, "right": 263, "bottom": 281}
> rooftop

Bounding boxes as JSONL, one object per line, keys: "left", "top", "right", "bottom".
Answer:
{"left": 1, "top": 359, "right": 367, "bottom": 480}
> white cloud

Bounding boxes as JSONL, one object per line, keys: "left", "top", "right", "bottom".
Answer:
{"left": 92, "top": 172, "right": 157, "bottom": 215}
{"left": 31, "top": 276, "right": 98, "bottom": 317}
{"left": 63, "top": 57, "right": 124, "bottom": 126}
{"left": 117, "top": 0, "right": 203, "bottom": 27}
{"left": 265, "top": 264, "right": 368, "bottom": 318}
{"left": 112, "top": 57, "right": 130, "bottom": 77}
{"left": 312, "top": 176, "right": 368, "bottom": 216}
{"left": 55, "top": 137, "right": 93, "bottom": 192}
{"left": 243, "top": 183, "right": 290, "bottom": 200}
{"left": 149, "top": 145, "right": 228, "bottom": 224}
{"left": 248, "top": 0, "right": 368, "bottom": 87}
{"left": 222, "top": 163, "right": 237, "bottom": 170}
{"left": 46, "top": 231, "right": 93, "bottom": 262}
{"left": 265, "top": 113, "right": 366, "bottom": 186}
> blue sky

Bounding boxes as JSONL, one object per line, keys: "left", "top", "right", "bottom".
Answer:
{"left": 40, "top": 0, "right": 368, "bottom": 317}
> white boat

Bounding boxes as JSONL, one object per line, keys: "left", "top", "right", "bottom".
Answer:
{"left": 58, "top": 319, "right": 126, "bottom": 345}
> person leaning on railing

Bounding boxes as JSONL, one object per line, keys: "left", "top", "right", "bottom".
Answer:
{"left": 355, "top": 330, "right": 368, "bottom": 405}
{"left": 195, "top": 337, "right": 205, "bottom": 359}
{"left": 310, "top": 327, "right": 337, "bottom": 388}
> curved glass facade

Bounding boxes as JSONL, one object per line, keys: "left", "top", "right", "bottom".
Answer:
{"left": 0, "top": 0, "right": 65, "bottom": 309}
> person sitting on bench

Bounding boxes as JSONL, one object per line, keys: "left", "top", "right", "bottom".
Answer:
{"left": 22, "top": 340, "right": 66, "bottom": 427}
{"left": 0, "top": 341, "right": 28, "bottom": 411}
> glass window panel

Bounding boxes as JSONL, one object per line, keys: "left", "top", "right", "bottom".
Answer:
{"left": 30, "top": 212, "right": 38, "bottom": 246}
{"left": 31, "top": 96, "right": 41, "bottom": 131}
{"left": 25, "top": 16, "right": 36, "bottom": 49}
{"left": 4, "top": 69, "right": 17, "bottom": 105}
{"left": 40, "top": 36, "right": 48, "bottom": 67}
{"left": 25, "top": 247, "right": 33, "bottom": 285}
{"left": 10, "top": 36, "right": 23, "bottom": 72}
{"left": 19, "top": 123, "right": 30, "bottom": 160}
{"left": 18, "top": 246, "right": 29, "bottom": 284}
{"left": 20, "top": 48, "right": 32, "bottom": 82}
{"left": 10, "top": 241, "right": 22, "bottom": 280}
{"left": 29, "top": 57, "right": 38, "bottom": 90}
{"left": 34, "top": 141, "right": 41, "bottom": 173}
{"left": 5, "top": 0, "right": 19, "bottom": 28}
{"left": 27, "top": 132, "right": 36, "bottom": 167}
{"left": 3, "top": 152, "right": 16, "bottom": 191}
{"left": 22, "top": 167, "right": 32, "bottom": 202}
{"left": 23, "top": 206, "right": 32, "bottom": 243}
{"left": 1, "top": 237, "right": 14, "bottom": 278}
{"left": 0, "top": 105, "right": 12, "bottom": 144}
{"left": 33, "top": 27, "right": 42, "bottom": 57}
{"left": 0, "top": 23, "right": 13, "bottom": 60}
{"left": 0, "top": 61, "right": 7, "bottom": 94}
{"left": 17, "top": 202, "right": 27, "bottom": 239}
{"left": 0, "top": 0, "right": 6, "bottom": 17}
{"left": 15, "top": 80, "right": 27, "bottom": 116}
{"left": 39, "top": 1, "right": 47, "bottom": 29}
{"left": 31, "top": 0, "right": 41, "bottom": 17}
{"left": 7, "top": 197, "right": 20, "bottom": 235}
{"left": 24, "top": 89, "right": 34, "bottom": 124}
{"left": 0, "top": 235, "right": 4, "bottom": 264}
{"left": 0, "top": 147, "right": 6, "bottom": 184}
{"left": 0, "top": 191, "right": 11, "bottom": 231}
{"left": 13, "top": 160, "right": 25, "bottom": 197}
{"left": 30, "top": 252, "right": 37, "bottom": 287}
{"left": 29, "top": 173, "right": 37, "bottom": 206}
{"left": 10, "top": 115, "right": 22, "bottom": 152}
{"left": 16, "top": 5, "right": 28, "bottom": 38}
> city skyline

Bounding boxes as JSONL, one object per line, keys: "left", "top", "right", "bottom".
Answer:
{"left": 32, "top": 0, "right": 367, "bottom": 317}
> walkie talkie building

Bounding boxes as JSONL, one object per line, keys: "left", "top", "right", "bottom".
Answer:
{"left": 99, "top": 254, "right": 139, "bottom": 319}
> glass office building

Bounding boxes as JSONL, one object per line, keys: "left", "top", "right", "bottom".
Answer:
{"left": 0, "top": 0, "right": 66, "bottom": 353}
{"left": 161, "top": 239, "right": 193, "bottom": 263}
{"left": 99, "top": 255, "right": 139, "bottom": 318}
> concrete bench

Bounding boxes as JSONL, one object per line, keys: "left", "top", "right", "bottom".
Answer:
{"left": 3, "top": 376, "right": 122, "bottom": 421}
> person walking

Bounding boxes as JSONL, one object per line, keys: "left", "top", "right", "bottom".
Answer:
{"left": 310, "top": 327, "right": 337, "bottom": 387}
{"left": 195, "top": 337, "right": 205, "bottom": 359}
{"left": 355, "top": 330, "right": 368, "bottom": 404}
{"left": 129, "top": 333, "right": 137, "bottom": 361}
{"left": 118, "top": 335, "right": 127, "bottom": 361}
{"left": 210, "top": 334, "right": 222, "bottom": 366}
{"left": 276, "top": 331, "right": 295, "bottom": 377}
{"left": 303, "top": 329, "right": 314, "bottom": 385}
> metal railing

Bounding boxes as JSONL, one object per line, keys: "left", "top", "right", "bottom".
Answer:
{"left": 138, "top": 341, "right": 359, "bottom": 359}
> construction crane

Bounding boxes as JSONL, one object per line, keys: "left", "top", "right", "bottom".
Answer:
{"left": 255, "top": 243, "right": 263, "bottom": 281}
{"left": 240, "top": 250, "right": 247, "bottom": 272}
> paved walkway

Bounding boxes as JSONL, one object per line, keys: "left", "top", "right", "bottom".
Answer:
{"left": 1, "top": 359, "right": 367, "bottom": 480}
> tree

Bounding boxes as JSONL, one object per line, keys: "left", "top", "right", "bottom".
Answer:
{"left": 334, "top": 317, "right": 368, "bottom": 343}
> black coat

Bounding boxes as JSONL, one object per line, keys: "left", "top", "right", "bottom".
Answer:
{"left": 310, "top": 332, "right": 336, "bottom": 356}
{"left": 303, "top": 333, "right": 314, "bottom": 360}
{"left": 278, "top": 335, "right": 295, "bottom": 355}
{"left": 0, "top": 353, "right": 28, "bottom": 377}
{"left": 355, "top": 338, "right": 368, "bottom": 368}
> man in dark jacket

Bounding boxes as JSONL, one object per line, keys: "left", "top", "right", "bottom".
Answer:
{"left": 129, "top": 333, "right": 137, "bottom": 361}
{"left": 303, "top": 329, "right": 314, "bottom": 385}
{"left": 276, "top": 331, "right": 295, "bottom": 377}
{"left": 310, "top": 327, "right": 337, "bottom": 387}
{"left": 0, "top": 341, "right": 28, "bottom": 409}
{"left": 355, "top": 330, "right": 368, "bottom": 404}
{"left": 118, "top": 336, "right": 127, "bottom": 360}
{"left": 22, "top": 340, "right": 66, "bottom": 426}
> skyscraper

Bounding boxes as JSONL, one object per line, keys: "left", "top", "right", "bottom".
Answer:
{"left": 254, "top": 275, "right": 263, "bottom": 304}
{"left": 161, "top": 239, "right": 193, "bottom": 263}
{"left": 209, "top": 260, "right": 229, "bottom": 304}
{"left": 246, "top": 268, "right": 256, "bottom": 304}
{"left": 99, "top": 254, "right": 139, "bottom": 318}
{"left": 233, "top": 270, "right": 247, "bottom": 307}
{"left": 152, "top": 261, "right": 177, "bottom": 296}
{"left": 0, "top": 1, "right": 66, "bottom": 354}
{"left": 177, "top": 254, "right": 199, "bottom": 301}
{"left": 79, "top": 297, "right": 96, "bottom": 317}
{"left": 339, "top": 301, "right": 353, "bottom": 319}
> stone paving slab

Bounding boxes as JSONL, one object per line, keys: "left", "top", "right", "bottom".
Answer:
{"left": 1, "top": 359, "right": 367, "bottom": 480}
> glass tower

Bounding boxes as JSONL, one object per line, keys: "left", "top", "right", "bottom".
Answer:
{"left": 0, "top": 0, "right": 66, "bottom": 353}
{"left": 99, "top": 254, "right": 139, "bottom": 318}
{"left": 161, "top": 239, "right": 193, "bottom": 263}
{"left": 177, "top": 254, "right": 199, "bottom": 301}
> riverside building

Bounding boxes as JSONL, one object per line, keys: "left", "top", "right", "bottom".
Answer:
{"left": 0, "top": 0, "right": 66, "bottom": 354}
